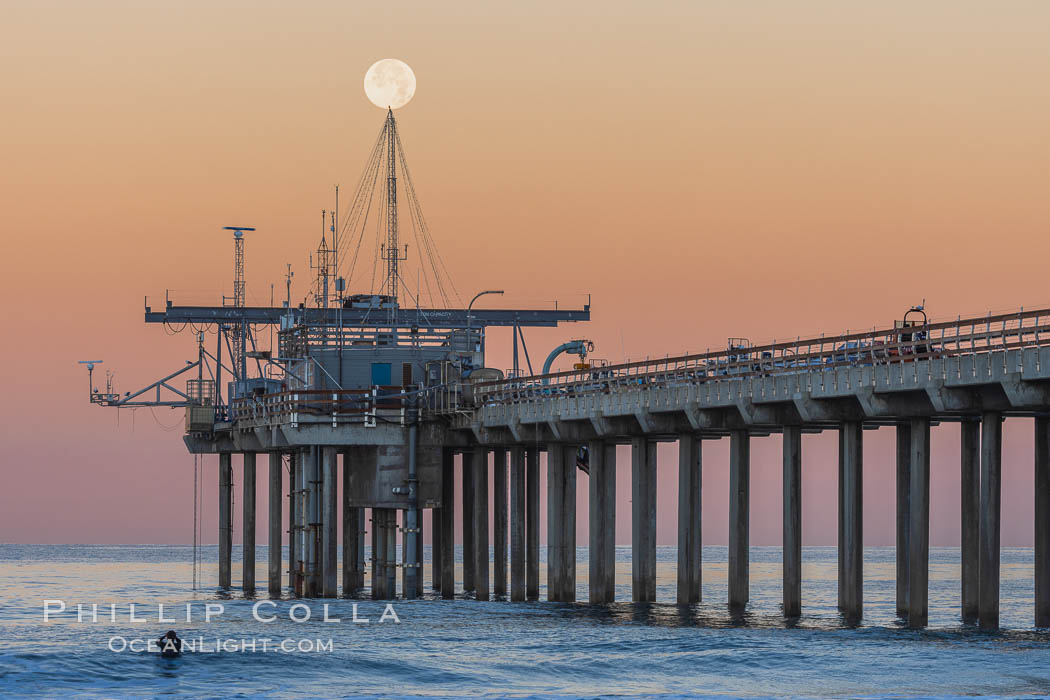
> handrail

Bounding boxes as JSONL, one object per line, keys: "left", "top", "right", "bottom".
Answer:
{"left": 462, "top": 308, "right": 1050, "bottom": 409}
{"left": 474, "top": 308, "right": 1048, "bottom": 390}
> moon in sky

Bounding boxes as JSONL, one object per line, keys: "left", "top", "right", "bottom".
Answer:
{"left": 364, "top": 59, "right": 416, "bottom": 109}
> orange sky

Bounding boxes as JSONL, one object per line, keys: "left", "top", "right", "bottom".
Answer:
{"left": 1, "top": 1, "right": 1048, "bottom": 545}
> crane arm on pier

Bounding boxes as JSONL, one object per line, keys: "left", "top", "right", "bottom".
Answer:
{"left": 83, "top": 358, "right": 205, "bottom": 408}
{"left": 81, "top": 339, "right": 214, "bottom": 409}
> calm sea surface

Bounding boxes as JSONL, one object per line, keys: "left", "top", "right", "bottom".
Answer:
{"left": 1, "top": 544, "right": 1048, "bottom": 698}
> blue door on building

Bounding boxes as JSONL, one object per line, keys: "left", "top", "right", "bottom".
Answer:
{"left": 370, "top": 362, "right": 392, "bottom": 386}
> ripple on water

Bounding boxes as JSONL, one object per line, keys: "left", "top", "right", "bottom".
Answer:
{"left": 1, "top": 544, "right": 1049, "bottom": 698}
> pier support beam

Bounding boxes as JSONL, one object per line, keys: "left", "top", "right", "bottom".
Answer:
{"left": 440, "top": 448, "right": 455, "bottom": 599}
{"left": 305, "top": 447, "right": 321, "bottom": 598}
{"left": 431, "top": 507, "right": 441, "bottom": 592}
{"left": 782, "top": 426, "right": 801, "bottom": 617}
{"left": 547, "top": 445, "right": 561, "bottom": 602}
{"left": 547, "top": 444, "right": 576, "bottom": 602}
{"left": 416, "top": 508, "right": 424, "bottom": 597}
{"left": 342, "top": 451, "right": 360, "bottom": 597}
{"left": 219, "top": 453, "right": 232, "bottom": 590}
{"left": 728, "top": 430, "right": 750, "bottom": 611}
{"left": 322, "top": 448, "right": 337, "bottom": 598}
{"left": 462, "top": 451, "right": 476, "bottom": 593}
{"left": 385, "top": 509, "right": 397, "bottom": 597}
{"left": 402, "top": 507, "right": 422, "bottom": 599}
{"left": 526, "top": 448, "right": 540, "bottom": 601}
{"left": 510, "top": 446, "right": 526, "bottom": 602}
{"left": 979, "top": 411, "right": 1002, "bottom": 630}
{"left": 287, "top": 453, "right": 298, "bottom": 592}
{"left": 474, "top": 446, "right": 490, "bottom": 601}
{"left": 493, "top": 448, "right": 508, "bottom": 597}
{"left": 242, "top": 452, "right": 257, "bottom": 596}
{"left": 677, "top": 435, "right": 701, "bottom": 605}
{"left": 908, "top": 417, "right": 931, "bottom": 628}
{"left": 589, "top": 440, "right": 616, "bottom": 603}
{"left": 356, "top": 509, "right": 366, "bottom": 591}
{"left": 1037, "top": 416, "right": 1050, "bottom": 628}
{"left": 837, "top": 429, "right": 844, "bottom": 610}
{"left": 840, "top": 421, "right": 863, "bottom": 625}
{"left": 632, "top": 437, "right": 657, "bottom": 602}
{"left": 371, "top": 509, "right": 385, "bottom": 599}
{"left": 895, "top": 422, "right": 911, "bottom": 618}
{"left": 961, "top": 418, "right": 980, "bottom": 623}
{"left": 268, "top": 452, "right": 282, "bottom": 597}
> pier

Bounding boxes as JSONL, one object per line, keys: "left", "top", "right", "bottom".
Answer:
{"left": 83, "top": 110, "right": 1050, "bottom": 631}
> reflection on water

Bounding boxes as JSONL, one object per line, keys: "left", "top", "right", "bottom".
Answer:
{"left": 1, "top": 544, "right": 1048, "bottom": 697}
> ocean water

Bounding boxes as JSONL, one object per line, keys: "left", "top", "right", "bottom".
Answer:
{"left": 1, "top": 544, "right": 1048, "bottom": 698}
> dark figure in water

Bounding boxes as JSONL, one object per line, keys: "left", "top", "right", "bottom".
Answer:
{"left": 157, "top": 630, "right": 183, "bottom": 658}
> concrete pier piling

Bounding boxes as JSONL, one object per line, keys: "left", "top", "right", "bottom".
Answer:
{"left": 462, "top": 451, "right": 476, "bottom": 593}
{"left": 305, "top": 447, "right": 320, "bottom": 598}
{"left": 416, "top": 507, "right": 424, "bottom": 597}
{"left": 268, "top": 452, "right": 282, "bottom": 597}
{"left": 546, "top": 446, "right": 562, "bottom": 602}
{"left": 895, "top": 422, "right": 911, "bottom": 618}
{"left": 287, "top": 454, "right": 297, "bottom": 592}
{"left": 474, "top": 446, "right": 490, "bottom": 601}
{"left": 840, "top": 421, "right": 863, "bottom": 625}
{"left": 298, "top": 450, "right": 310, "bottom": 596}
{"left": 374, "top": 509, "right": 395, "bottom": 599}
{"left": 384, "top": 509, "right": 397, "bottom": 597}
{"left": 321, "top": 448, "right": 337, "bottom": 598}
{"left": 440, "top": 448, "right": 455, "bottom": 599}
{"left": 342, "top": 452, "right": 360, "bottom": 597}
{"left": 219, "top": 452, "right": 232, "bottom": 590}
{"left": 510, "top": 446, "right": 526, "bottom": 602}
{"left": 371, "top": 509, "right": 381, "bottom": 599}
{"left": 547, "top": 444, "right": 576, "bottom": 601}
{"left": 563, "top": 446, "right": 577, "bottom": 602}
{"left": 782, "top": 426, "right": 801, "bottom": 617}
{"left": 1036, "top": 416, "right": 1050, "bottom": 628}
{"left": 677, "top": 435, "right": 701, "bottom": 605}
{"left": 242, "top": 452, "right": 257, "bottom": 596}
{"left": 356, "top": 509, "right": 366, "bottom": 591}
{"left": 398, "top": 510, "right": 411, "bottom": 604}
{"left": 908, "top": 417, "right": 931, "bottom": 628}
{"left": 960, "top": 419, "right": 980, "bottom": 623}
{"left": 837, "top": 429, "right": 844, "bottom": 611}
{"left": 589, "top": 440, "right": 616, "bottom": 604}
{"left": 728, "top": 430, "right": 750, "bottom": 611}
{"left": 493, "top": 448, "right": 508, "bottom": 598}
{"left": 632, "top": 437, "right": 657, "bottom": 603}
{"left": 526, "top": 448, "right": 540, "bottom": 601}
{"left": 979, "top": 412, "right": 1003, "bottom": 630}
{"left": 431, "top": 506, "right": 442, "bottom": 592}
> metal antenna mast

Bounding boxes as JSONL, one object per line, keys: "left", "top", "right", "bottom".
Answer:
{"left": 315, "top": 211, "right": 330, "bottom": 310}
{"left": 381, "top": 109, "right": 407, "bottom": 306}
{"left": 223, "top": 226, "right": 254, "bottom": 379}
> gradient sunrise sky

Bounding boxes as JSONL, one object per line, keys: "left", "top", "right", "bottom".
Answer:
{"left": 1, "top": 1, "right": 1048, "bottom": 546}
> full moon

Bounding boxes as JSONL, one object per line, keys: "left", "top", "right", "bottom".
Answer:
{"left": 364, "top": 59, "right": 416, "bottom": 110}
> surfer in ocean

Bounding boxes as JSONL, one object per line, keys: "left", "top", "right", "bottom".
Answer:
{"left": 157, "top": 630, "right": 183, "bottom": 658}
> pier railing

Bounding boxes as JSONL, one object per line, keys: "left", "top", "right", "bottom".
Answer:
{"left": 456, "top": 307, "right": 1050, "bottom": 410}
{"left": 231, "top": 386, "right": 407, "bottom": 427}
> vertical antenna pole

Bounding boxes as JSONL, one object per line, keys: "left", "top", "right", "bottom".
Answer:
{"left": 385, "top": 109, "right": 400, "bottom": 307}
{"left": 333, "top": 184, "right": 339, "bottom": 278}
